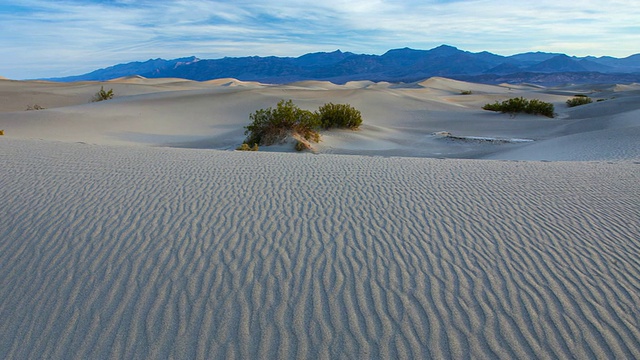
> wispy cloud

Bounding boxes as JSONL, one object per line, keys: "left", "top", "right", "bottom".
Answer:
{"left": 1, "top": 0, "right": 639, "bottom": 79}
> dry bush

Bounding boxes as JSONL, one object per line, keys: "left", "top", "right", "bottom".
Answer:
{"left": 483, "top": 97, "right": 554, "bottom": 118}
{"left": 92, "top": 86, "right": 114, "bottom": 102}
{"left": 566, "top": 96, "right": 593, "bottom": 107}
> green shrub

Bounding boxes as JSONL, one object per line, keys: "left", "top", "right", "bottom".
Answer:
{"left": 316, "top": 103, "right": 363, "bottom": 129}
{"left": 483, "top": 97, "right": 554, "bottom": 118}
{"left": 460, "top": 90, "right": 473, "bottom": 95}
{"left": 92, "top": 86, "right": 114, "bottom": 102}
{"left": 244, "top": 99, "right": 320, "bottom": 146}
{"left": 527, "top": 99, "right": 554, "bottom": 117}
{"left": 566, "top": 96, "right": 593, "bottom": 107}
{"left": 243, "top": 100, "right": 363, "bottom": 150}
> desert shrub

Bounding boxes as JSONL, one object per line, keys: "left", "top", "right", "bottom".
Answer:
{"left": 92, "top": 86, "right": 114, "bottom": 102}
{"left": 26, "top": 104, "right": 45, "bottom": 110}
{"left": 243, "top": 100, "right": 364, "bottom": 150}
{"left": 244, "top": 99, "right": 320, "bottom": 146}
{"left": 566, "top": 96, "right": 593, "bottom": 107}
{"left": 482, "top": 101, "right": 503, "bottom": 112}
{"left": 236, "top": 143, "right": 259, "bottom": 151}
{"left": 527, "top": 99, "right": 554, "bottom": 117}
{"left": 460, "top": 90, "right": 473, "bottom": 95}
{"left": 0, "top": 129, "right": 4, "bottom": 135}
{"left": 483, "top": 97, "right": 554, "bottom": 118}
{"left": 316, "top": 103, "right": 363, "bottom": 129}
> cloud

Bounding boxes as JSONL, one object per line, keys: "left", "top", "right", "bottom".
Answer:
{"left": 1, "top": 0, "right": 639, "bottom": 79}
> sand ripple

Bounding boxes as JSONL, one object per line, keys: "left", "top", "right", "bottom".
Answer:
{"left": 1, "top": 139, "right": 639, "bottom": 359}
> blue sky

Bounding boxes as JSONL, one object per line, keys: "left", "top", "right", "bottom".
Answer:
{"left": 1, "top": 0, "right": 639, "bottom": 79}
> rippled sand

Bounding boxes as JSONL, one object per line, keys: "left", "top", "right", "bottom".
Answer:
{"left": 1, "top": 139, "right": 638, "bottom": 359}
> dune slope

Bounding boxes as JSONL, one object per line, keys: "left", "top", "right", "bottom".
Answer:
{"left": 1, "top": 77, "right": 639, "bottom": 160}
{"left": 1, "top": 139, "right": 639, "bottom": 359}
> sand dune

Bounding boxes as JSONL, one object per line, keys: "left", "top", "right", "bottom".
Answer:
{"left": 1, "top": 77, "right": 638, "bottom": 160}
{"left": 1, "top": 77, "right": 639, "bottom": 358}
{"left": 1, "top": 138, "right": 638, "bottom": 358}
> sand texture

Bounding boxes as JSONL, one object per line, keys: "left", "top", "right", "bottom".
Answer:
{"left": 1, "top": 77, "right": 640, "bottom": 358}
{"left": 1, "top": 138, "right": 639, "bottom": 359}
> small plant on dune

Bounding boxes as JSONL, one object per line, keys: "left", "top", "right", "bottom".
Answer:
{"left": 244, "top": 99, "right": 320, "bottom": 146}
{"left": 460, "top": 90, "right": 473, "bottom": 95}
{"left": 527, "top": 99, "right": 554, "bottom": 117}
{"left": 243, "top": 99, "right": 363, "bottom": 151}
{"left": 92, "top": 86, "right": 114, "bottom": 102}
{"left": 483, "top": 97, "right": 554, "bottom": 118}
{"left": 316, "top": 102, "right": 363, "bottom": 130}
{"left": 566, "top": 95, "right": 593, "bottom": 107}
{"left": 26, "top": 104, "right": 45, "bottom": 111}
{"left": 0, "top": 129, "right": 4, "bottom": 136}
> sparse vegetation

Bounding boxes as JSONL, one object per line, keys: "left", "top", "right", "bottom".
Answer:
{"left": 26, "top": 104, "right": 45, "bottom": 111}
{"left": 483, "top": 97, "right": 554, "bottom": 118}
{"left": 0, "top": 129, "right": 4, "bottom": 136}
{"left": 460, "top": 90, "right": 473, "bottom": 95}
{"left": 316, "top": 102, "right": 363, "bottom": 129}
{"left": 92, "top": 86, "right": 114, "bottom": 102}
{"left": 243, "top": 99, "right": 363, "bottom": 151}
{"left": 566, "top": 95, "right": 593, "bottom": 107}
{"left": 244, "top": 99, "right": 320, "bottom": 146}
{"left": 236, "top": 143, "right": 259, "bottom": 151}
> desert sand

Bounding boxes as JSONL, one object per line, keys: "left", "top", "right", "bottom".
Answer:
{"left": 1, "top": 76, "right": 639, "bottom": 358}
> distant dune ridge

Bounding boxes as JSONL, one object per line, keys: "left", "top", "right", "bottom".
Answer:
{"left": 1, "top": 76, "right": 639, "bottom": 358}
{"left": 0, "top": 76, "right": 639, "bottom": 160}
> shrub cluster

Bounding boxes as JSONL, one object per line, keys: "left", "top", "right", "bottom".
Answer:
{"left": 244, "top": 99, "right": 320, "bottom": 146}
{"left": 92, "top": 86, "right": 114, "bottom": 102}
{"left": 243, "top": 99, "right": 362, "bottom": 149}
{"left": 566, "top": 95, "right": 593, "bottom": 107}
{"left": 483, "top": 97, "right": 554, "bottom": 118}
{"left": 317, "top": 103, "right": 362, "bottom": 129}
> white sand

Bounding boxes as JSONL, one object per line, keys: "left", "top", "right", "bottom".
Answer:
{"left": 1, "top": 77, "right": 639, "bottom": 358}
{"left": 1, "top": 77, "right": 638, "bottom": 160}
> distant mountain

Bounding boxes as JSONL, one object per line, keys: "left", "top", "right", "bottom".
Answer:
{"left": 52, "top": 57, "right": 199, "bottom": 82}
{"left": 508, "top": 52, "right": 563, "bottom": 65}
{"left": 526, "top": 54, "right": 589, "bottom": 72}
{"left": 46, "top": 45, "right": 640, "bottom": 85}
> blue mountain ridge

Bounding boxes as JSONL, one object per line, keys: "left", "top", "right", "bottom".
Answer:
{"left": 46, "top": 45, "right": 640, "bottom": 85}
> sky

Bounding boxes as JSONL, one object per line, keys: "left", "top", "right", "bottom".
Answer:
{"left": 1, "top": 0, "right": 639, "bottom": 79}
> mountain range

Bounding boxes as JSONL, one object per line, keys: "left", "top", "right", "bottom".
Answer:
{"left": 47, "top": 45, "right": 640, "bottom": 85}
